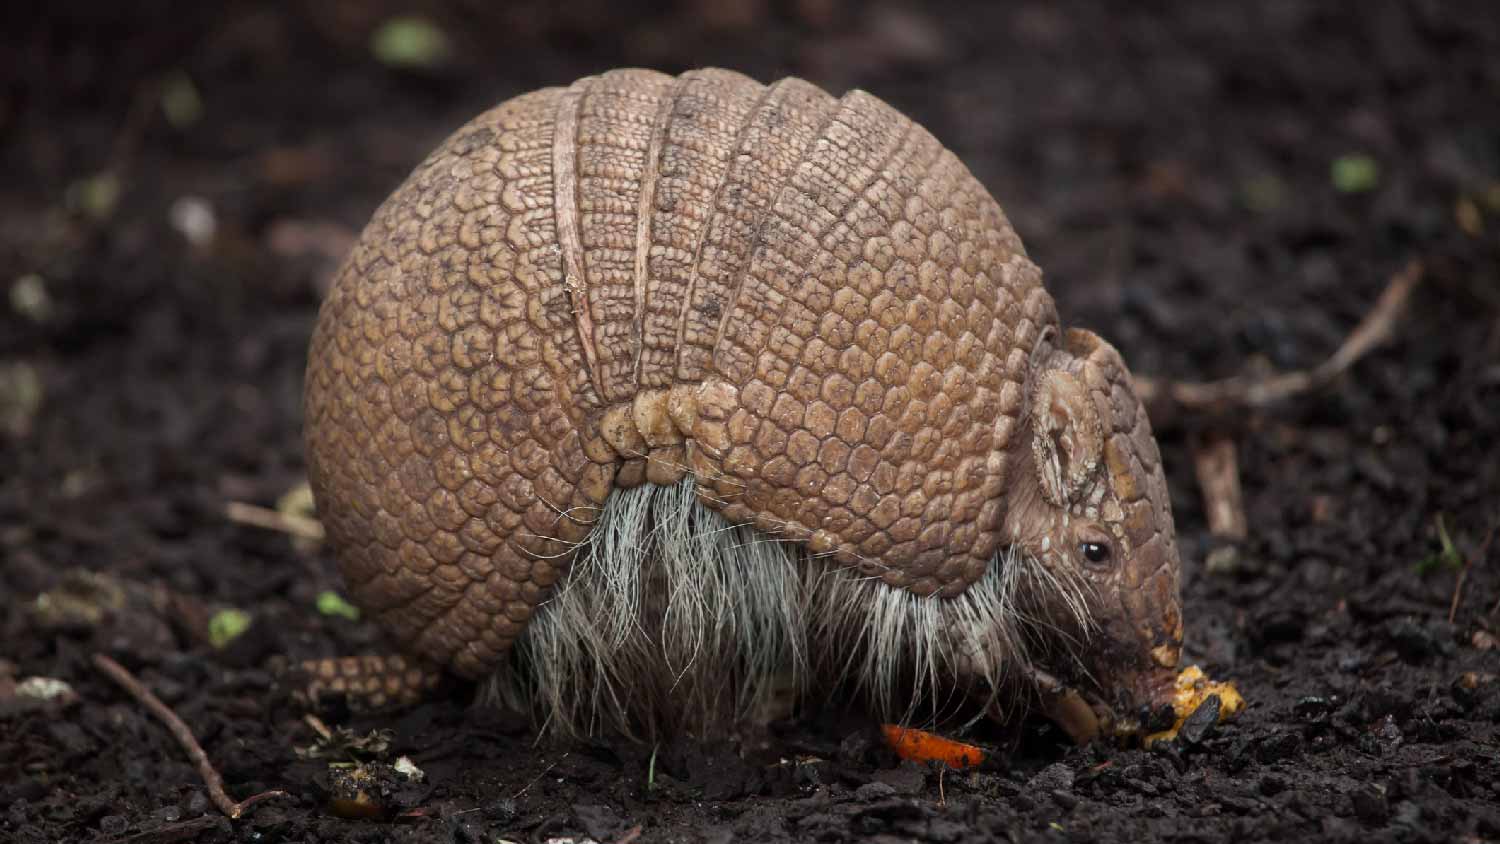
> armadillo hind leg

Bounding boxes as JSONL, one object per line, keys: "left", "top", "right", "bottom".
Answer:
{"left": 291, "top": 654, "right": 445, "bottom": 711}
{"left": 484, "top": 477, "right": 808, "bottom": 739}
{"left": 485, "top": 477, "right": 1034, "bottom": 737}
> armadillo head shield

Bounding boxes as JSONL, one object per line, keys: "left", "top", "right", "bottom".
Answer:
{"left": 1006, "top": 328, "right": 1183, "bottom": 741}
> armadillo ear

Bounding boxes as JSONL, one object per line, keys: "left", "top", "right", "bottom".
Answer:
{"left": 1031, "top": 369, "right": 1103, "bottom": 506}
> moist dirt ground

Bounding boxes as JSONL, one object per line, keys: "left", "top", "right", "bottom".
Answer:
{"left": 3, "top": 2, "right": 1499, "bottom": 842}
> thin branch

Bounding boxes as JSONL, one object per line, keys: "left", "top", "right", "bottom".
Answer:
{"left": 303, "top": 713, "right": 334, "bottom": 741}
{"left": 511, "top": 752, "right": 568, "bottom": 801}
{"left": 1455, "top": 523, "right": 1496, "bottom": 624}
{"left": 92, "top": 654, "right": 288, "bottom": 819}
{"left": 1134, "top": 260, "right": 1424, "bottom": 424}
{"left": 1191, "top": 434, "right": 1247, "bottom": 540}
{"left": 224, "top": 501, "right": 326, "bottom": 542}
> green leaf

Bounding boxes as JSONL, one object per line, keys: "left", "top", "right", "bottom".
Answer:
{"left": 317, "top": 590, "right": 361, "bottom": 621}
{"left": 371, "top": 16, "right": 450, "bottom": 69}
{"left": 10, "top": 274, "right": 53, "bottom": 323}
{"left": 0, "top": 362, "right": 44, "bottom": 438}
{"left": 67, "top": 171, "right": 121, "bottom": 220}
{"left": 160, "top": 71, "right": 203, "bottom": 128}
{"left": 1331, "top": 154, "right": 1379, "bottom": 193}
{"left": 1241, "top": 173, "right": 1287, "bottom": 213}
{"left": 1415, "top": 514, "right": 1463, "bottom": 575}
{"left": 208, "top": 608, "right": 252, "bottom": 649}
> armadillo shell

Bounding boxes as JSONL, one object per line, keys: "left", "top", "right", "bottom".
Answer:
{"left": 304, "top": 68, "right": 1059, "bottom": 679}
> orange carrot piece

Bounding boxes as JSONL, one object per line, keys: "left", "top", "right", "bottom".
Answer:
{"left": 880, "top": 724, "right": 984, "bottom": 770}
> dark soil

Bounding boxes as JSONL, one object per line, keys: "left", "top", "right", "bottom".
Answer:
{"left": 4, "top": 2, "right": 1499, "bottom": 842}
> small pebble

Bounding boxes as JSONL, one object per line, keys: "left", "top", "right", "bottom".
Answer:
{"left": 1204, "top": 545, "right": 1240, "bottom": 575}
{"left": 1028, "top": 762, "right": 1074, "bottom": 792}
{"left": 1351, "top": 785, "right": 1388, "bottom": 824}
{"left": 168, "top": 196, "right": 217, "bottom": 248}
{"left": 1293, "top": 695, "right": 1332, "bottom": 720}
{"left": 1179, "top": 694, "right": 1222, "bottom": 745}
{"left": 854, "top": 781, "right": 896, "bottom": 801}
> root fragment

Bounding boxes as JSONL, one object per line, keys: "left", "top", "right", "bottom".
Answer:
{"left": 1191, "top": 434, "right": 1247, "bottom": 540}
{"left": 224, "top": 500, "right": 325, "bottom": 541}
{"left": 92, "top": 654, "right": 287, "bottom": 819}
{"left": 1134, "top": 259, "right": 1423, "bottom": 425}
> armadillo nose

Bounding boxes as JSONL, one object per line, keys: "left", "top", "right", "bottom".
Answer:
{"left": 1139, "top": 663, "right": 1182, "bottom": 708}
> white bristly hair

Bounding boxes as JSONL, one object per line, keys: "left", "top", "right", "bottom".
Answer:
{"left": 484, "top": 478, "right": 1098, "bottom": 739}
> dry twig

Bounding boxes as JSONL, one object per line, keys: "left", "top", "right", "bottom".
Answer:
{"left": 92, "top": 654, "right": 288, "bottom": 819}
{"left": 224, "top": 501, "right": 326, "bottom": 542}
{"left": 1455, "top": 523, "right": 1496, "bottom": 623}
{"left": 303, "top": 712, "right": 335, "bottom": 741}
{"left": 1134, "top": 260, "right": 1424, "bottom": 424}
{"left": 1191, "top": 434, "right": 1247, "bottom": 540}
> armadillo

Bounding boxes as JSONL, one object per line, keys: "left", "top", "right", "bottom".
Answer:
{"left": 302, "top": 68, "right": 1184, "bottom": 740}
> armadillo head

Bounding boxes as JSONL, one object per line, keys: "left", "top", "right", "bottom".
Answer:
{"left": 1002, "top": 327, "right": 1183, "bottom": 740}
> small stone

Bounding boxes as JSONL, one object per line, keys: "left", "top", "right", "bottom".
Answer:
{"left": 99, "top": 814, "right": 129, "bottom": 835}
{"left": 571, "top": 803, "right": 621, "bottom": 842}
{"left": 393, "top": 756, "right": 425, "bottom": 782}
{"left": 1256, "top": 731, "right": 1301, "bottom": 763}
{"left": 9, "top": 274, "right": 52, "bottom": 323}
{"left": 1454, "top": 671, "right": 1494, "bottom": 691}
{"left": 871, "top": 762, "right": 925, "bottom": 795}
{"left": 168, "top": 196, "right": 217, "bottom": 247}
{"left": 1293, "top": 695, "right": 1331, "bottom": 721}
{"left": 1385, "top": 618, "right": 1455, "bottom": 663}
{"left": 154, "top": 805, "right": 182, "bottom": 823}
{"left": 1028, "top": 762, "right": 1074, "bottom": 792}
{"left": 1375, "top": 714, "right": 1403, "bottom": 747}
{"left": 1350, "top": 785, "right": 1388, "bottom": 825}
{"left": 1178, "top": 694, "right": 1221, "bottom": 745}
{"left": 854, "top": 781, "right": 897, "bottom": 801}
{"left": 1204, "top": 545, "right": 1240, "bottom": 575}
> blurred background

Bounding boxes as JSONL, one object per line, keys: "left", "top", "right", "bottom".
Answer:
{"left": 7, "top": 2, "right": 1496, "bottom": 342}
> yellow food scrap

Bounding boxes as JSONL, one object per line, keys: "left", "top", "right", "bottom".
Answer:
{"left": 1143, "top": 665, "right": 1245, "bottom": 746}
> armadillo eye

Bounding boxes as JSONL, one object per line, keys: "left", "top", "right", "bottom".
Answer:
{"left": 1080, "top": 541, "right": 1111, "bottom": 565}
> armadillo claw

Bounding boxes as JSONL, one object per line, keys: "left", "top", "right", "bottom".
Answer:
{"left": 1038, "top": 685, "right": 1104, "bottom": 744}
{"left": 287, "top": 654, "right": 444, "bottom": 712}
